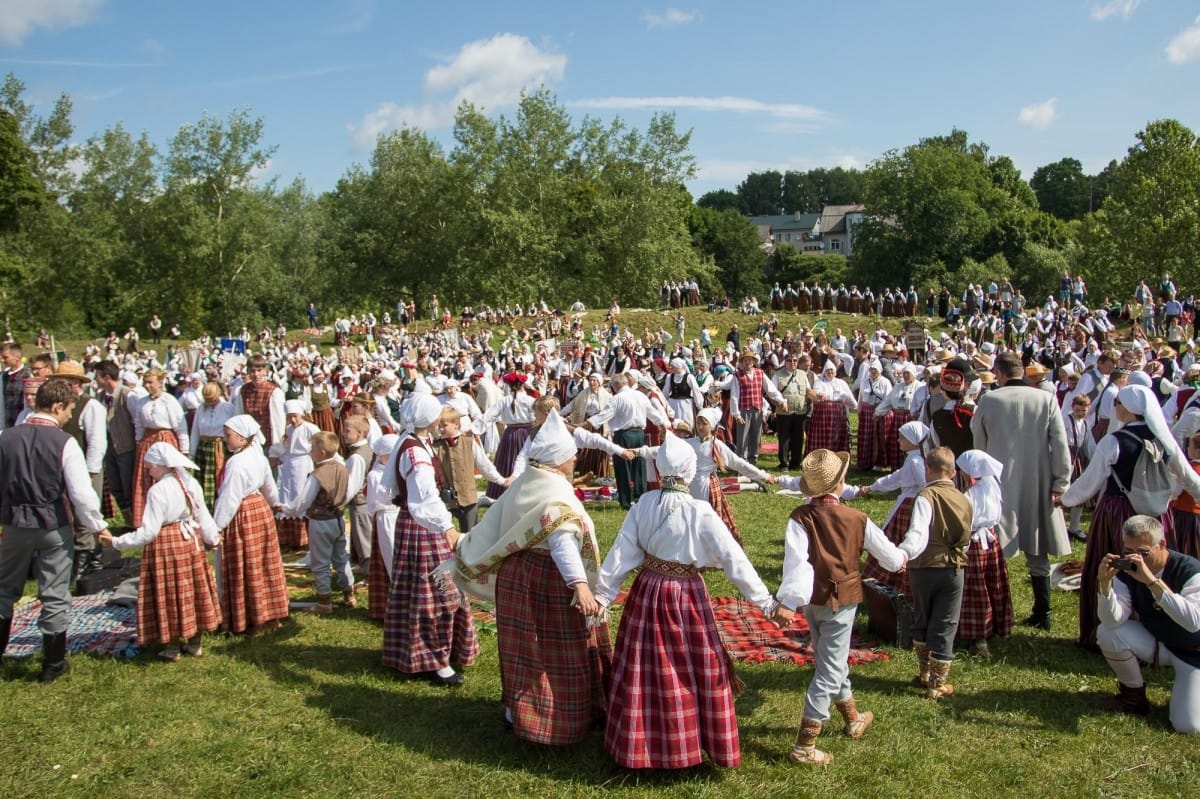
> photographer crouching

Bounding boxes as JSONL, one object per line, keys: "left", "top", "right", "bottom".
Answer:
{"left": 1095, "top": 515, "right": 1200, "bottom": 732}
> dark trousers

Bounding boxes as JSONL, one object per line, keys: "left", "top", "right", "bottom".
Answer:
{"left": 612, "top": 428, "right": 646, "bottom": 509}
{"left": 104, "top": 447, "right": 136, "bottom": 523}
{"left": 910, "top": 566, "right": 965, "bottom": 661}
{"left": 450, "top": 503, "right": 479, "bottom": 533}
{"left": 775, "top": 412, "right": 809, "bottom": 469}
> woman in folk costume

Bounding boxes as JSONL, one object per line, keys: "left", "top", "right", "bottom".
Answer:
{"left": 854, "top": 421, "right": 929, "bottom": 600}
{"left": 805, "top": 360, "right": 857, "bottom": 455}
{"left": 954, "top": 450, "right": 1014, "bottom": 657}
{"left": 212, "top": 415, "right": 290, "bottom": 634}
{"left": 1061, "top": 384, "right": 1200, "bottom": 648}
{"left": 365, "top": 433, "right": 400, "bottom": 621}
{"left": 662, "top": 357, "right": 703, "bottom": 432}
{"left": 188, "top": 381, "right": 233, "bottom": 509}
{"left": 1169, "top": 432, "right": 1200, "bottom": 560}
{"left": 594, "top": 433, "right": 777, "bottom": 769}
{"left": 482, "top": 372, "right": 536, "bottom": 500}
{"left": 854, "top": 359, "right": 891, "bottom": 470}
{"left": 269, "top": 400, "right": 318, "bottom": 549}
{"left": 101, "top": 443, "right": 222, "bottom": 661}
{"left": 382, "top": 394, "right": 477, "bottom": 686}
{"left": 131, "top": 368, "right": 190, "bottom": 527}
{"left": 451, "top": 411, "right": 611, "bottom": 743}
{"left": 308, "top": 367, "right": 337, "bottom": 433}
{"left": 875, "top": 363, "right": 918, "bottom": 470}
{"left": 562, "top": 372, "right": 614, "bottom": 479}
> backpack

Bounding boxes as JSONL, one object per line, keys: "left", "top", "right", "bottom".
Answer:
{"left": 1111, "top": 430, "right": 1174, "bottom": 516}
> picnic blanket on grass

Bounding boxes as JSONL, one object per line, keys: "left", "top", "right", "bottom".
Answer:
{"left": 3, "top": 592, "right": 139, "bottom": 659}
{"left": 711, "top": 596, "right": 889, "bottom": 666}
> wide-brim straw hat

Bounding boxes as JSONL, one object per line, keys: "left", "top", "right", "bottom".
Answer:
{"left": 50, "top": 360, "right": 91, "bottom": 384}
{"left": 799, "top": 449, "right": 851, "bottom": 497}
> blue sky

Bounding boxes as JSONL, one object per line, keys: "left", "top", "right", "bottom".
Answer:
{"left": 2, "top": 0, "right": 1198, "bottom": 198}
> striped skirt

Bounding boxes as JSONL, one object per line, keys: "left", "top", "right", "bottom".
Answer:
{"left": 218, "top": 493, "right": 290, "bottom": 633}
{"left": 137, "top": 522, "right": 222, "bottom": 645}
{"left": 132, "top": 429, "right": 179, "bottom": 527}
{"left": 194, "top": 437, "right": 226, "bottom": 510}
{"left": 862, "top": 497, "right": 914, "bottom": 599}
{"left": 878, "top": 409, "right": 910, "bottom": 470}
{"left": 855, "top": 403, "right": 878, "bottom": 469}
{"left": 708, "top": 474, "right": 742, "bottom": 546}
{"left": 1079, "top": 493, "right": 1174, "bottom": 648}
{"left": 487, "top": 425, "right": 532, "bottom": 500}
{"left": 368, "top": 521, "right": 391, "bottom": 621}
{"left": 605, "top": 566, "right": 739, "bottom": 769}
{"left": 806, "top": 401, "right": 850, "bottom": 456}
{"left": 956, "top": 529, "right": 1014, "bottom": 641}
{"left": 496, "top": 549, "right": 612, "bottom": 745}
{"left": 382, "top": 510, "right": 477, "bottom": 673}
{"left": 311, "top": 407, "right": 336, "bottom": 434}
{"left": 1172, "top": 509, "right": 1200, "bottom": 560}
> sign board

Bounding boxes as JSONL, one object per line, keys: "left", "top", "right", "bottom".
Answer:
{"left": 905, "top": 322, "right": 927, "bottom": 364}
{"left": 218, "top": 338, "right": 246, "bottom": 354}
{"left": 811, "top": 318, "right": 829, "bottom": 333}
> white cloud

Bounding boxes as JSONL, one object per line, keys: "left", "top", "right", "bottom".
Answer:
{"left": 349, "top": 33, "right": 566, "bottom": 150}
{"left": 642, "top": 8, "right": 699, "bottom": 28}
{"left": 1017, "top": 97, "right": 1059, "bottom": 131}
{"left": 573, "top": 95, "right": 830, "bottom": 123}
{"left": 0, "top": 0, "right": 105, "bottom": 46}
{"left": 1090, "top": 0, "right": 1144, "bottom": 21}
{"left": 1166, "top": 15, "right": 1200, "bottom": 64}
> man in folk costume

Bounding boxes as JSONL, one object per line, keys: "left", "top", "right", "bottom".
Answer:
{"left": 775, "top": 449, "right": 909, "bottom": 765}
{"left": 584, "top": 372, "right": 669, "bottom": 510}
{"left": 972, "top": 351, "right": 1071, "bottom": 631}
{"left": 96, "top": 360, "right": 138, "bottom": 523}
{"left": 729, "top": 348, "right": 784, "bottom": 467}
{"left": 51, "top": 362, "right": 109, "bottom": 587}
{"left": 773, "top": 353, "right": 816, "bottom": 471}
{"left": 450, "top": 411, "right": 611, "bottom": 743}
{"left": 233, "top": 354, "right": 285, "bottom": 451}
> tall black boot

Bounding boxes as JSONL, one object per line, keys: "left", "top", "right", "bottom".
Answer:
{"left": 0, "top": 616, "right": 11, "bottom": 659}
{"left": 1022, "top": 576, "right": 1052, "bottom": 630}
{"left": 38, "top": 632, "right": 70, "bottom": 683}
{"left": 70, "top": 550, "right": 90, "bottom": 593}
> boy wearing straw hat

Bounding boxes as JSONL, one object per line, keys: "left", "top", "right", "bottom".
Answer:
{"left": 775, "top": 449, "right": 909, "bottom": 766}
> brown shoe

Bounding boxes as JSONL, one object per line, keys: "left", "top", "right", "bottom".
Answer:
{"left": 834, "top": 696, "right": 874, "bottom": 739}
{"left": 787, "top": 718, "right": 832, "bottom": 766}
{"left": 342, "top": 590, "right": 358, "bottom": 609}
{"left": 307, "top": 594, "right": 333, "bottom": 616}
{"left": 1094, "top": 682, "right": 1150, "bottom": 715}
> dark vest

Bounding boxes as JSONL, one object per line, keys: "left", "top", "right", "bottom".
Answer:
{"left": 911, "top": 480, "right": 973, "bottom": 569}
{"left": 307, "top": 459, "right": 349, "bottom": 520}
{"left": 1118, "top": 552, "right": 1200, "bottom": 668}
{"left": 667, "top": 373, "right": 692, "bottom": 400}
{"left": 391, "top": 436, "right": 445, "bottom": 508}
{"left": 0, "top": 423, "right": 72, "bottom": 528}
{"left": 345, "top": 440, "right": 372, "bottom": 506}
{"left": 61, "top": 393, "right": 88, "bottom": 446}
{"left": 1106, "top": 423, "right": 1154, "bottom": 498}
{"left": 789, "top": 497, "right": 866, "bottom": 610}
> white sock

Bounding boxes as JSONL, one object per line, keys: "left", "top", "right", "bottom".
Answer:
{"left": 436, "top": 666, "right": 456, "bottom": 679}
{"left": 1103, "top": 649, "right": 1144, "bottom": 687}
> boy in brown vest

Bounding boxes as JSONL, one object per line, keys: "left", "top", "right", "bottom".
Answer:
{"left": 277, "top": 431, "right": 353, "bottom": 615}
{"left": 898, "top": 446, "right": 974, "bottom": 698}
{"left": 341, "top": 415, "right": 374, "bottom": 569}
{"left": 774, "top": 448, "right": 909, "bottom": 766}
{"left": 434, "top": 406, "right": 506, "bottom": 532}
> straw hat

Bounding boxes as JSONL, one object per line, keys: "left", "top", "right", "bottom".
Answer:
{"left": 799, "top": 449, "right": 851, "bottom": 497}
{"left": 739, "top": 347, "right": 759, "bottom": 363}
{"left": 50, "top": 360, "right": 91, "bottom": 384}
{"left": 1025, "top": 362, "right": 1049, "bottom": 379}
{"left": 977, "top": 370, "right": 996, "bottom": 385}
{"left": 932, "top": 348, "right": 955, "bottom": 363}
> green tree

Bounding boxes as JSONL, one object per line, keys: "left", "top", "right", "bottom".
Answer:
{"left": 736, "top": 170, "right": 783, "bottom": 215}
{"left": 696, "top": 188, "right": 747, "bottom": 213}
{"left": 1030, "top": 157, "right": 1090, "bottom": 220}
{"left": 689, "top": 206, "right": 766, "bottom": 300}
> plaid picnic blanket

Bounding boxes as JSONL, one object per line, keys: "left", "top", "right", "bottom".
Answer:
{"left": 4, "top": 592, "right": 140, "bottom": 659}
{"left": 711, "top": 596, "right": 889, "bottom": 666}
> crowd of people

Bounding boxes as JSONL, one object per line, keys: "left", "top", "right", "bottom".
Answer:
{"left": 0, "top": 275, "right": 1198, "bottom": 773}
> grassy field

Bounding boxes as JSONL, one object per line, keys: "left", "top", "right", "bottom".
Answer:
{"left": 4, "top": 308, "right": 1190, "bottom": 798}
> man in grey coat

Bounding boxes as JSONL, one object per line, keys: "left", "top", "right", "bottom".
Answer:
{"left": 972, "top": 351, "right": 1072, "bottom": 630}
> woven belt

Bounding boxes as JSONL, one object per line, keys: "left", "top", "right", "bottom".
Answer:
{"left": 642, "top": 554, "right": 698, "bottom": 578}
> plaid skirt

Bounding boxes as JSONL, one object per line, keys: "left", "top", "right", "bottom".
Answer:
{"left": 368, "top": 522, "right": 390, "bottom": 621}
{"left": 382, "top": 510, "right": 478, "bottom": 673}
{"left": 956, "top": 529, "right": 1014, "bottom": 641}
{"left": 606, "top": 567, "right": 739, "bottom": 769}
{"left": 276, "top": 517, "right": 309, "bottom": 549}
{"left": 1079, "top": 492, "right": 1174, "bottom": 647}
{"left": 194, "top": 437, "right": 226, "bottom": 510}
{"left": 708, "top": 474, "right": 742, "bottom": 546}
{"left": 218, "top": 493, "right": 290, "bottom": 633}
{"left": 1172, "top": 509, "right": 1200, "bottom": 560}
{"left": 137, "top": 522, "right": 222, "bottom": 644}
{"left": 487, "top": 425, "right": 532, "bottom": 500}
{"left": 856, "top": 403, "right": 878, "bottom": 469}
{"left": 496, "top": 549, "right": 612, "bottom": 745}
{"left": 805, "top": 401, "right": 849, "bottom": 455}
{"left": 862, "top": 496, "right": 914, "bottom": 599}
{"left": 132, "top": 430, "right": 179, "bottom": 527}
{"left": 879, "top": 409, "right": 910, "bottom": 470}
{"left": 311, "top": 407, "right": 336, "bottom": 434}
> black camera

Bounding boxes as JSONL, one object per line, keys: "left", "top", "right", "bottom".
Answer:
{"left": 439, "top": 487, "right": 459, "bottom": 504}
{"left": 1111, "top": 557, "right": 1136, "bottom": 571}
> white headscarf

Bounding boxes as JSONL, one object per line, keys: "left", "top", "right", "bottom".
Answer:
{"left": 899, "top": 421, "right": 929, "bottom": 446}
{"left": 528, "top": 411, "right": 576, "bottom": 467}
{"left": 409, "top": 393, "right": 443, "bottom": 431}
{"left": 697, "top": 407, "right": 722, "bottom": 432}
{"left": 224, "top": 414, "right": 265, "bottom": 447}
{"left": 1117, "top": 384, "right": 1184, "bottom": 464}
{"left": 372, "top": 433, "right": 400, "bottom": 457}
{"left": 144, "top": 442, "right": 199, "bottom": 472}
{"left": 284, "top": 399, "right": 306, "bottom": 416}
{"left": 957, "top": 449, "right": 1003, "bottom": 534}
{"left": 655, "top": 431, "right": 697, "bottom": 484}
{"left": 143, "top": 442, "right": 212, "bottom": 543}
{"left": 1126, "top": 370, "right": 1152, "bottom": 388}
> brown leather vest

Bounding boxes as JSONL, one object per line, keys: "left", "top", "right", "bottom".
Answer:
{"left": 789, "top": 497, "right": 867, "bottom": 609}
{"left": 307, "top": 459, "right": 348, "bottom": 520}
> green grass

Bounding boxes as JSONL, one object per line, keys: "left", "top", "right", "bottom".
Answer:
{"left": 1, "top": 455, "right": 1193, "bottom": 799}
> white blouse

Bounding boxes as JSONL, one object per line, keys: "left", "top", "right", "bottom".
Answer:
{"left": 113, "top": 472, "right": 218, "bottom": 549}
{"left": 397, "top": 435, "right": 454, "bottom": 533}
{"left": 134, "top": 392, "right": 190, "bottom": 452}
{"left": 189, "top": 400, "right": 235, "bottom": 457}
{"left": 212, "top": 446, "right": 280, "bottom": 529}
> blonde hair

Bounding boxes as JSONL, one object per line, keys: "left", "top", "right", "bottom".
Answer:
{"left": 311, "top": 431, "right": 339, "bottom": 456}
{"left": 201, "top": 381, "right": 224, "bottom": 402}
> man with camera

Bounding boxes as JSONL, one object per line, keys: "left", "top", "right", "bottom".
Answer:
{"left": 1096, "top": 515, "right": 1200, "bottom": 733}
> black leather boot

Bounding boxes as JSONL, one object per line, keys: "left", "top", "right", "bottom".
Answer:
{"left": 0, "top": 616, "right": 11, "bottom": 659}
{"left": 1021, "top": 576, "right": 1052, "bottom": 630}
{"left": 70, "top": 550, "right": 91, "bottom": 592}
{"left": 38, "top": 632, "right": 70, "bottom": 683}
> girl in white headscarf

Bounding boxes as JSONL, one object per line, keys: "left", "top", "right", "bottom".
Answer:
{"left": 594, "top": 432, "right": 777, "bottom": 770}
{"left": 364, "top": 433, "right": 400, "bottom": 621}
{"left": 212, "top": 415, "right": 289, "bottom": 634}
{"left": 270, "top": 399, "right": 319, "bottom": 549}
{"left": 100, "top": 443, "right": 222, "bottom": 661}
{"left": 955, "top": 450, "right": 1014, "bottom": 657}
{"left": 1061, "top": 384, "right": 1200, "bottom": 648}
{"left": 875, "top": 364, "right": 918, "bottom": 469}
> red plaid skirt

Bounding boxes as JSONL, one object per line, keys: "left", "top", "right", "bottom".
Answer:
{"left": 137, "top": 522, "right": 222, "bottom": 644}
{"left": 606, "top": 567, "right": 740, "bottom": 769}
{"left": 956, "top": 529, "right": 1013, "bottom": 641}
{"left": 368, "top": 521, "right": 390, "bottom": 621}
{"left": 1172, "top": 509, "right": 1200, "bottom": 560}
{"left": 862, "top": 496, "right": 913, "bottom": 599}
{"left": 276, "top": 517, "right": 309, "bottom": 549}
{"left": 878, "top": 409, "right": 910, "bottom": 470}
{"left": 708, "top": 474, "right": 741, "bottom": 546}
{"left": 311, "top": 407, "right": 336, "bottom": 434}
{"left": 1079, "top": 493, "right": 1174, "bottom": 647}
{"left": 132, "top": 429, "right": 179, "bottom": 527}
{"left": 856, "top": 403, "right": 878, "bottom": 469}
{"left": 496, "top": 549, "right": 612, "bottom": 745}
{"left": 218, "top": 493, "right": 290, "bottom": 633}
{"left": 805, "top": 401, "right": 849, "bottom": 455}
{"left": 382, "top": 511, "right": 478, "bottom": 673}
